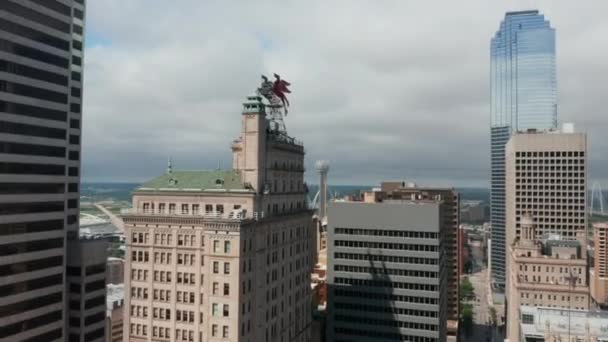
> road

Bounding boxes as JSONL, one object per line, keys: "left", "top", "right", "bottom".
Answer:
{"left": 464, "top": 240, "right": 493, "bottom": 342}
{"left": 94, "top": 203, "right": 124, "bottom": 232}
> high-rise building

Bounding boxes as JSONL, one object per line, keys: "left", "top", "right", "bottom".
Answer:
{"left": 490, "top": 10, "right": 557, "bottom": 286}
{"left": 0, "top": 0, "right": 86, "bottom": 340}
{"left": 506, "top": 214, "right": 589, "bottom": 342}
{"left": 590, "top": 222, "right": 608, "bottom": 308}
{"left": 379, "top": 182, "right": 460, "bottom": 326}
{"left": 505, "top": 129, "right": 587, "bottom": 247}
{"left": 67, "top": 237, "right": 108, "bottom": 342}
{"left": 123, "top": 93, "right": 313, "bottom": 342}
{"left": 106, "top": 257, "right": 125, "bottom": 285}
{"left": 326, "top": 191, "right": 448, "bottom": 342}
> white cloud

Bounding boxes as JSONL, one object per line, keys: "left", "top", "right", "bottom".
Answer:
{"left": 82, "top": 0, "right": 608, "bottom": 187}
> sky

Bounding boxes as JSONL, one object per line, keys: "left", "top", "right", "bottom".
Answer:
{"left": 82, "top": 1, "right": 608, "bottom": 188}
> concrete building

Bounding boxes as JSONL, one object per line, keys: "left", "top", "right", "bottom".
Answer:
{"left": 591, "top": 222, "right": 608, "bottom": 308}
{"left": 106, "top": 257, "right": 125, "bottom": 285}
{"left": 505, "top": 128, "right": 587, "bottom": 252}
{"left": 379, "top": 182, "right": 460, "bottom": 326}
{"left": 506, "top": 214, "right": 589, "bottom": 342}
{"left": 67, "top": 237, "right": 108, "bottom": 342}
{"left": 122, "top": 93, "right": 313, "bottom": 342}
{"left": 0, "top": 1, "right": 86, "bottom": 340}
{"left": 106, "top": 284, "right": 124, "bottom": 342}
{"left": 518, "top": 306, "right": 608, "bottom": 341}
{"left": 326, "top": 195, "right": 447, "bottom": 342}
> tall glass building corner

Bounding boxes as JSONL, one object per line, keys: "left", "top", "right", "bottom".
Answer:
{"left": 489, "top": 10, "right": 557, "bottom": 287}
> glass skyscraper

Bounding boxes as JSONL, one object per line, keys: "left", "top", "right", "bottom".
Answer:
{"left": 490, "top": 10, "right": 557, "bottom": 287}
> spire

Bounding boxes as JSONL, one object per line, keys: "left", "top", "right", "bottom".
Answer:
{"left": 166, "top": 157, "right": 173, "bottom": 174}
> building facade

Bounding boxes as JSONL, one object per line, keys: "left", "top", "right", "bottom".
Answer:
{"left": 0, "top": 0, "right": 86, "bottom": 340}
{"left": 506, "top": 214, "right": 589, "bottom": 342}
{"left": 380, "top": 182, "right": 460, "bottom": 324}
{"left": 67, "top": 237, "right": 108, "bottom": 342}
{"left": 490, "top": 10, "right": 557, "bottom": 286}
{"left": 106, "top": 284, "right": 124, "bottom": 342}
{"left": 123, "top": 94, "right": 313, "bottom": 342}
{"left": 505, "top": 129, "right": 587, "bottom": 248}
{"left": 326, "top": 197, "right": 447, "bottom": 342}
{"left": 591, "top": 222, "right": 608, "bottom": 308}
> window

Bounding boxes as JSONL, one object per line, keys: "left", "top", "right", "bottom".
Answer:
{"left": 224, "top": 283, "right": 230, "bottom": 296}
{"left": 212, "top": 324, "right": 218, "bottom": 337}
{"left": 224, "top": 262, "right": 230, "bottom": 275}
{"left": 216, "top": 204, "right": 224, "bottom": 213}
{"left": 223, "top": 326, "right": 229, "bottom": 338}
{"left": 213, "top": 282, "right": 219, "bottom": 295}
{"left": 213, "top": 240, "right": 219, "bottom": 253}
{"left": 182, "top": 204, "right": 188, "bottom": 214}
{"left": 224, "top": 241, "right": 231, "bottom": 253}
{"left": 223, "top": 304, "right": 229, "bottom": 317}
{"left": 213, "top": 262, "right": 219, "bottom": 274}
{"left": 212, "top": 304, "right": 219, "bottom": 317}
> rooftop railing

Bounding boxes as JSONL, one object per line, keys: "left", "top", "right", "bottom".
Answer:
{"left": 121, "top": 208, "right": 265, "bottom": 221}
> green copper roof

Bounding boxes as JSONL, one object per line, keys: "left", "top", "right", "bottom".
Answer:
{"left": 136, "top": 170, "right": 248, "bottom": 192}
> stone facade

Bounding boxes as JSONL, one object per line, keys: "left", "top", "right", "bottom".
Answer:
{"left": 123, "top": 94, "right": 313, "bottom": 342}
{"left": 506, "top": 214, "right": 589, "bottom": 342}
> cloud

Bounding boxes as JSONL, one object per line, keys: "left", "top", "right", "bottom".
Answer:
{"left": 82, "top": 0, "right": 608, "bottom": 187}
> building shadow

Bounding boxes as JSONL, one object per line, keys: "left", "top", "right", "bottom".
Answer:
{"left": 326, "top": 249, "right": 412, "bottom": 341}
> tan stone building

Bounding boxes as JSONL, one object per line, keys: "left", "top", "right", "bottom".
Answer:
{"left": 506, "top": 214, "right": 589, "bottom": 342}
{"left": 106, "top": 284, "right": 124, "bottom": 342}
{"left": 591, "top": 222, "right": 608, "bottom": 308}
{"left": 123, "top": 94, "right": 313, "bottom": 342}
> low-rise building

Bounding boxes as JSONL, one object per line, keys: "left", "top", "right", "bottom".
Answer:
{"left": 105, "top": 284, "right": 124, "bottom": 342}
{"left": 519, "top": 306, "right": 608, "bottom": 341}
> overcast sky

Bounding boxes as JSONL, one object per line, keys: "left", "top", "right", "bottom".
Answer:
{"left": 82, "top": 1, "right": 608, "bottom": 188}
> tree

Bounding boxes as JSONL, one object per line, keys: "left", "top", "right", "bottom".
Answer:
{"left": 461, "top": 303, "right": 474, "bottom": 336}
{"left": 460, "top": 276, "right": 474, "bottom": 301}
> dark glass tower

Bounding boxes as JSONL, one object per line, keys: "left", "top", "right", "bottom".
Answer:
{"left": 0, "top": 1, "right": 86, "bottom": 340}
{"left": 490, "top": 10, "right": 556, "bottom": 287}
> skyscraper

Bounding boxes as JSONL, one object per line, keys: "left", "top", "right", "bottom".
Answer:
{"left": 123, "top": 93, "right": 313, "bottom": 342}
{"left": 0, "top": 0, "right": 86, "bottom": 340}
{"left": 490, "top": 10, "right": 557, "bottom": 286}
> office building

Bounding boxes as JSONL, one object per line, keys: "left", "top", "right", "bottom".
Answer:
{"left": 106, "top": 284, "right": 124, "bottom": 342}
{"left": 505, "top": 128, "right": 587, "bottom": 247}
{"left": 591, "top": 222, "right": 608, "bottom": 308}
{"left": 506, "top": 214, "right": 589, "bottom": 342}
{"left": 123, "top": 93, "right": 313, "bottom": 342}
{"left": 380, "top": 182, "right": 460, "bottom": 324}
{"left": 490, "top": 10, "right": 557, "bottom": 286}
{"left": 518, "top": 306, "right": 608, "bottom": 341}
{"left": 326, "top": 192, "right": 447, "bottom": 342}
{"left": 0, "top": 0, "right": 86, "bottom": 340}
{"left": 67, "top": 237, "right": 108, "bottom": 342}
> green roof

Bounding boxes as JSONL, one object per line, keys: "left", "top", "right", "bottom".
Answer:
{"left": 136, "top": 170, "right": 248, "bottom": 192}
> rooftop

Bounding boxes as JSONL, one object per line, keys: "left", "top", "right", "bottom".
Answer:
{"left": 106, "top": 283, "right": 124, "bottom": 315}
{"left": 520, "top": 306, "right": 608, "bottom": 339}
{"left": 135, "top": 169, "right": 249, "bottom": 193}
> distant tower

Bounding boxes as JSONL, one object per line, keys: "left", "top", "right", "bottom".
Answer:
{"left": 316, "top": 160, "right": 330, "bottom": 222}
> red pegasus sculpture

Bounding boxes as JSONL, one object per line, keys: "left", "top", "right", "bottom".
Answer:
{"left": 272, "top": 73, "right": 291, "bottom": 114}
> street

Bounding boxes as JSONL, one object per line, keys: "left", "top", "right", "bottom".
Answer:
{"left": 463, "top": 240, "right": 494, "bottom": 342}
